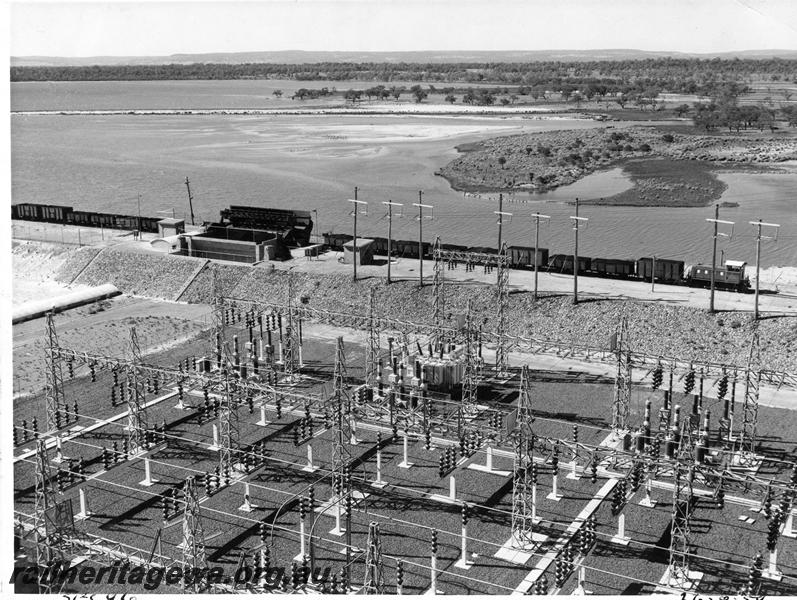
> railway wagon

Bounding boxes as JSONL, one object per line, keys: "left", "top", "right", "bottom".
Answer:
{"left": 12, "top": 203, "right": 71, "bottom": 223}
{"left": 548, "top": 254, "right": 592, "bottom": 274}
{"left": 322, "top": 232, "right": 353, "bottom": 252}
{"left": 592, "top": 257, "right": 635, "bottom": 278}
{"left": 685, "top": 261, "right": 750, "bottom": 292}
{"left": 369, "top": 236, "right": 389, "bottom": 256}
{"left": 636, "top": 257, "right": 685, "bottom": 284}
{"left": 508, "top": 246, "right": 549, "bottom": 269}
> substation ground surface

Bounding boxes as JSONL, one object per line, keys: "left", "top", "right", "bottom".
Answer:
{"left": 13, "top": 317, "right": 797, "bottom": 595}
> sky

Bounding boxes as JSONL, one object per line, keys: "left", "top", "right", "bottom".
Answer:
{"left": 8, "top": 0, "right": 797, "bottom": 58}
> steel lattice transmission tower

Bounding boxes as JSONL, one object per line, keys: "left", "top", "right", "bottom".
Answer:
{"left": 363, "top": 521, "right": 386, "bottom": 594}
{"left": 211, "top": 273, "right": 240, "bottom": 476}
{"left": 738, "top": 330, "right": 761, "bottom": 461}
{"left": 181, "top": 476, "right": 208, "bottom": 592}
{"left": 668, "top": 419, "right": 696, "bottom": 588}
{"left": 495, "top": 243, "right": 510, "bottom": 376}
{"left": 44, "top": 313, "right": 67, "bottom": 432}
{"left": 331, "top": 336, "right": 354, "bottom": 588}
{"left": 432, "top": 237, "right": 445, "bottom": 338}
{"left": 461, "top": 299, "right": 479, "bottom": 421}
{"left": 511, "top": 365, "right": 536, "bottom": 548}
{"left": 282, "top": 272, "right": 301, "bottom": 382}
{"left": 33, "top": 438, "right": 59, "bottom": 592}
{"left": 611, "top": 316, "right": 632, "bottom": 434}
{"left": 126, "top": 327, "right": 148, "bottom": 456}
{"left": 365, "top": 288, "right": 380, "bottom": 389}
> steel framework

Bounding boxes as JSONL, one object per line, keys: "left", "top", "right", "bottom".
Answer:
{"left": 461, "top": 299, "right": 479, "bottom": 419}
{"left": 669, "top": 418, "right": 696, "bottom": 588}
{"left": 44, "top": 313, "right": 67, "bottom": 433}
{"left": 33, "top": 438, "right": 59, "bottom": 593}
{"left": 126, "top": 327, "right": 148, "bottom": 456}
{"left": 181, "top": 476, "right": 208, "bottom": 592}
{"left": 511, "top": 365, "right": 536, "bottom": 547}
{"left": 738, "top": 331, "right": 761, "bottom": 460}
{"left": 366, "top": 288, "right": 380, "bottom": 389}
{"left": 611, "top": 316, "right": 632, "bottom": 434}
{"left": 363, "top": 521, "right": 386, "bottom": 594}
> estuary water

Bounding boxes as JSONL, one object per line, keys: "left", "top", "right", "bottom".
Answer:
{"left": 10, "top": 80, "right": 797, "bottom": 267}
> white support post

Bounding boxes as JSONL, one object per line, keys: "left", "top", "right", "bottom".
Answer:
{"left": 302, "top": 444, "right": 319, "bottom": 473}
{"left": 53, "top": 436, "right": 67, "bottom": 464}
{"left": 174, "top": 389, "right": 187, "bottom": 410}
{"left": 398, "top": 432, "right": 414, "bottom": 469}
{"left": 330, "top": 499, "right": 345, "bottom": 536}
{"left": 372, "top": 444, "right": 387, "bottom": 488}
{"left": 256, "top": 403, "right": 270, "bottom": 427}
{"left": 784, "top": 508, "right": 796, "bottom": 538}
{"left": 298, "top": 345, "right": 304, "bottom": 368}
{"left": 277, "top": 341, "right": 284, "bottom": 364}
{"left": 294, "top": 519, "right": 307, "bottom": 561}
{"left": 639, "top": 477, "right": 657, "bottom": 507}
{"left": 765, "top": 548, "right": 783, "bottom": 581}
{"left": 611, "top": 512, "right": 630, "bottom": 545}
{"left": 455, "top": 523, "right": 472, "bottom": 569}
{"left": 349, "top": 416, "right": 360, "bottom": 446}
{"left": 139, "top": 457, "right": 159, "bottom": 487}
{"left": 238, "top": 482, "right": 260, "bottom": 512}
{"left": 546, "top": 472, "right": 563, "bottom": 501}
{"left": 75, "top": 488, "right": 92, "bottom": 521}
{"left": 532, "top": 483, "right": 538, "bottom": 523}
{"left": 574, "top": 566, "right": 588, "bottom": 595}
{"left": 486, "top": 446, "right": 493, "bottom": 471}
{"left": 567, "top": 458, "right": 580, "bottom": 480}
{"left": 209, "top": 424, "right": 220, "bottom": 451}
{"left": 449, "top": 475, "right": 457, "bottom": 501}
{"left": 430, "top": 555, "right": 437, "bottom": 595}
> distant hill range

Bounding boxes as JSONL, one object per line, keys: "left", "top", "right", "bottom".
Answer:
{"left": 12, "top": 49, "right": 797, "bottom": 67}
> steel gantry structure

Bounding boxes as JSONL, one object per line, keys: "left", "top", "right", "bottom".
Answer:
{"left": 44, "top": 313, "right": 68, "bottom": 433}
{"left": 432, "top": 240, "right": 510, "bottom": 375}
{"left": 511, "top": 365, "right": 537, "bottom": 548}
{"left": 738, "top": 331, "right": 762, "bottom": 464}
{"left": 126, "top": 327, "right": 148, "bottom": 456}
{"left": 611, "top": 316, "right": 632, "bottom": 435}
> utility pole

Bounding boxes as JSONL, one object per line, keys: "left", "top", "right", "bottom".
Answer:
{"left": 383, "top": 201, "right": 403, "bottom": 284}
{"left": 706, "top": 205, "right": 734, "bottom": 313}
{"left": 750, "top": 219, "right": 780, "bottom": 320}
{"left": 137, "top": 193, "right": 142, "bottom": 240}
{"left": 347, "top": 188, "right": 367, "bottom": 282}
{"left": 570, "top": 198, "right": 588, "bottom": 305}
{"left": 530, "top": 213, "right": 550, "bottom": 300}
{"left": 184, "top": 177, "right": 196, "bottom": 226}
{"left": 497, "top": 193, "right": 504, "bottom": 250}
{"left": 413, "top": 191, "right": 433, "bottom": 287}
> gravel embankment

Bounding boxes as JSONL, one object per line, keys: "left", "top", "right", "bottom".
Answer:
{"left": 438, "top": 126, "right": 797, "bottom": 195}
{"left": 55, "top": 246, "right": 102, "bottom": 283}
{"left": 71, "top": 248, "right": 205, "bottom": 300}
{"left": 45, "top": 248, "right": 797, "bottom": 372}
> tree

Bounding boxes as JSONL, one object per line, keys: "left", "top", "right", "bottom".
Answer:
{"left": 498, "top": 156, "right": 507, "bottom": 169}
{"left": 500, "top": 97, "right": 511, "bottom": 106}
{"left": 272, "top": 89, "right": 283, "bottom": 98}
{"left": 614, "top": 93, "right": 628, "bottom": 109}
{"left": 445, "top": 94, "right": 457, "bottom": 104}
{"left": 390, "top": 86, "right": 404, "bottom": 101}
{"left": 410, "top": 84, "right": 428, "bottom": 103}
{"left": 674, "top": 103, "right": 691, "bottom": 117}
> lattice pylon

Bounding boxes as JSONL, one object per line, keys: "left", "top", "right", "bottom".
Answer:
{"left": 511, "top": 365, "right": 536, "bottom": 548}
{"left": 668, "top": 419, "right": 696, "bottom": 588}
{"left": 363, "top": 521, "right": 386, "bottom": 594}
{"left": 211, "top": 270, "right": 226, "bottom": 371}
{"left": 44, "top": 313, "right": 67, "bottom": 433}
{"left": 332, "top": 336, "right": 354, "bottom": 481}
{"left": 126, "top": 327, "right": 148, "bottom": 456}
{"left": 365, "top": 288, "right": 380, "bottom": 389}
{"left": 739, "top": 330, "right": 761, "bottom": 459}
{"left": 461, "top": 299, "right": 479, "bottom": 422}
{"left": 495, "top": 243, "right": 510, "bottom": 376}
{"left": 219, "top": 374, "right": 240, "bottom": 475}
{"left": 33, "top": 438, "right": 58, "bottom": 592}
{"left": 611, "top": 316, "right": 632, "bottom": 434}
{"left": 181, "top": 476, "right": 208, "bottom": 592}
{"left": 432, "top": 237, "right": 444, "bottom": 339}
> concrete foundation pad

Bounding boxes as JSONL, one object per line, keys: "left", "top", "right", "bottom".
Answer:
{"left": 546, "top": 492, "right": 563, "bottom": 502}
{"left": 301, "top": 465, "right": 320, "bottom": 473}
{"left": 763, "top": 570, "right": 783, "bottom": 582}
{"left": 371, "top": 480, "right": 388, "bottom": 489}
{"left": 495, "top": 534, "right": 548, "bottom": 565}
{"left": 654, "top": 567, "right": 703, "bottom": 593}
{"left": 398, "top": 461, "right": 414, "bottom": 469}
{"left": 468, "top": 463, "right": 511, "bottom": 477}
{"left": 638, "top": 497, "right": 657, "bottom": 508}
{"left": 138, "top": 476, "right": 159, "bottom": 487}
{"left": 610, "top": 535, "right": 630, "bottom": 546}
{"left": 429, "top": 494, "right": 459, "bottom": 505}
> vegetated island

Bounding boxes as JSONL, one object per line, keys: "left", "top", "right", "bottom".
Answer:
{"left": 437, "top": 126, "right": 797, "bottom": 207}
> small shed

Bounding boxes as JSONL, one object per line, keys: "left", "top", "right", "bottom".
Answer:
{"left": 343, "top": 238, "right": 375, "bottom": 266}
{"left": 158, "top": 218, "right": 185, "bottom": 238}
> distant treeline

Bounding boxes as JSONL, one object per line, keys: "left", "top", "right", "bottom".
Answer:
{"left": 10, "top": 58, "right": 797, "bottom": 93}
